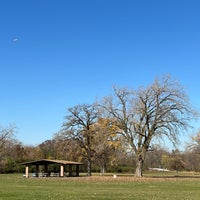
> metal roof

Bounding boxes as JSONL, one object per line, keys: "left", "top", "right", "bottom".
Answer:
{"left": 21, "top": 159, "right": 83, "bottom": 166}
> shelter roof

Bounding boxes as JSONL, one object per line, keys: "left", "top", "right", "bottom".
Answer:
{"left": 21, "top": 159, "right": 83, "bottom": 166}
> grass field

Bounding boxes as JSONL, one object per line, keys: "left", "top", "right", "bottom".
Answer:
{"left": 1, "top": 172, "right": 200, "bottom": 199}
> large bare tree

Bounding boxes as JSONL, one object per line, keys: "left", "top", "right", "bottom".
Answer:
{"left": 101, "top": 75, "right": 198, "bottom": 177}
{"left": 61, "top": 104, "right": 99, "bottom": 176}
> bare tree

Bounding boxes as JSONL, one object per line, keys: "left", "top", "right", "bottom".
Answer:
{"left": 185, "top": 129, "right": 200, "bottom": 171}
{"left": 61, "top": 104, "right": 99, "bottom": 176}
{"left": 187, "top": 129, "right": 200, "bottom": 151}
{"left": 101, "top": 75, "right": 198, "bottom": 177}
{"left": 0, "top": 125, "right": 16, "bottom": 153}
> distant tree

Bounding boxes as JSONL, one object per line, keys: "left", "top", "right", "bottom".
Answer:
{"left": 187, "top": 129, "right": 200, "bottom": 152}
{"left": 0, "top": 135, "right": 27, "bottom": 173}
{"left": 185, "top": 129, "right": 200, "bottom": 171}
{"left": 101, "top": 75, "right": 198, "bottom": 177}
{"left": 22, "top": 145, "right": 42, "bottom": 161}
{"left": 161, "top": 154, "right": 171, "bottom": 169}
{"left": 0, "top": 125, "right": 15, "bottom": 153}
{"left": 184, "top": 150, "right": 200, "bottom": 171}
{"left": 38, "top": 140, "right": 56, "bottom": 159}
{"left": 61, "top": 104, "right": 99, "bottom": 176}
{"left": 53, "top": 136, "right": 82, "bottom": 161}
{"left": 144, "top": 145, "right": 169, "bottom": 169}
{"left": 170, "top": 149, "right": 185, "bottom": 172}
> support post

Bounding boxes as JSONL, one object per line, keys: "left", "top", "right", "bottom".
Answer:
{"left": 60, "top": 165, "right": 64, "bottom": 177}
{"left": 44, "top": 164, "right": 48, "bottom": 177}
{"left": 76, "top": 165, "right": 79, "bottom": 177}
{"left": 36, "top": 165, "right": 39, "bottom": 177}
{"left": 69, "top": 165, "right": 72, "bottom": 177}
{"left": 25, "top": 165, "right": 29, "bottom": 178}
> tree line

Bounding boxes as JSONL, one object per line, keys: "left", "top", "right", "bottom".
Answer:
{"left": 0, "top": 75, "right": 199, "bottom": 177}
{"left": 1, "top": 136, "right": 200, "bottom": 174}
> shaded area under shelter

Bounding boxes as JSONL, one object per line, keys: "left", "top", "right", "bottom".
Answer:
{"left": 21, "top": 159, "right": 83, "bottom": 178}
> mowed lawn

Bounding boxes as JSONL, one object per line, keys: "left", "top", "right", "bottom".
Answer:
{"left": 1, "top": 173, "right": 200, "bottom": 200}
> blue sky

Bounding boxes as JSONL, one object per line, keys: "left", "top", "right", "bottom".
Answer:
{"left": 0, "top": 0, "right": 200, "bottom": 147}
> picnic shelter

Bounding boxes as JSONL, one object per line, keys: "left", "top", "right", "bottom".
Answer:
{"left": 22, "top": 159, "right": 83, "bottom": 178}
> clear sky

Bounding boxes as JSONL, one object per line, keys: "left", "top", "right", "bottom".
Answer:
{"left": 0, "top": 0, "right": 200, "bottom": 147}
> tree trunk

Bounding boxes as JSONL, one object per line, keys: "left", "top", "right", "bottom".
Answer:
{"left": 87, "top": 158, "right": 92, "bottom": 176}
{"left": 135, "top": 156, "right": 144, "bottom": 177}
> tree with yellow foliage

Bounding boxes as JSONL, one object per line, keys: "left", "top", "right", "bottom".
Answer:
{"left": 91, "top": 118, "right": 124, "bottom": 173}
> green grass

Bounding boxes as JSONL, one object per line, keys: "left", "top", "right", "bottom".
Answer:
{"left": 1, "top": 173, "right": 200, "bottom": 199}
